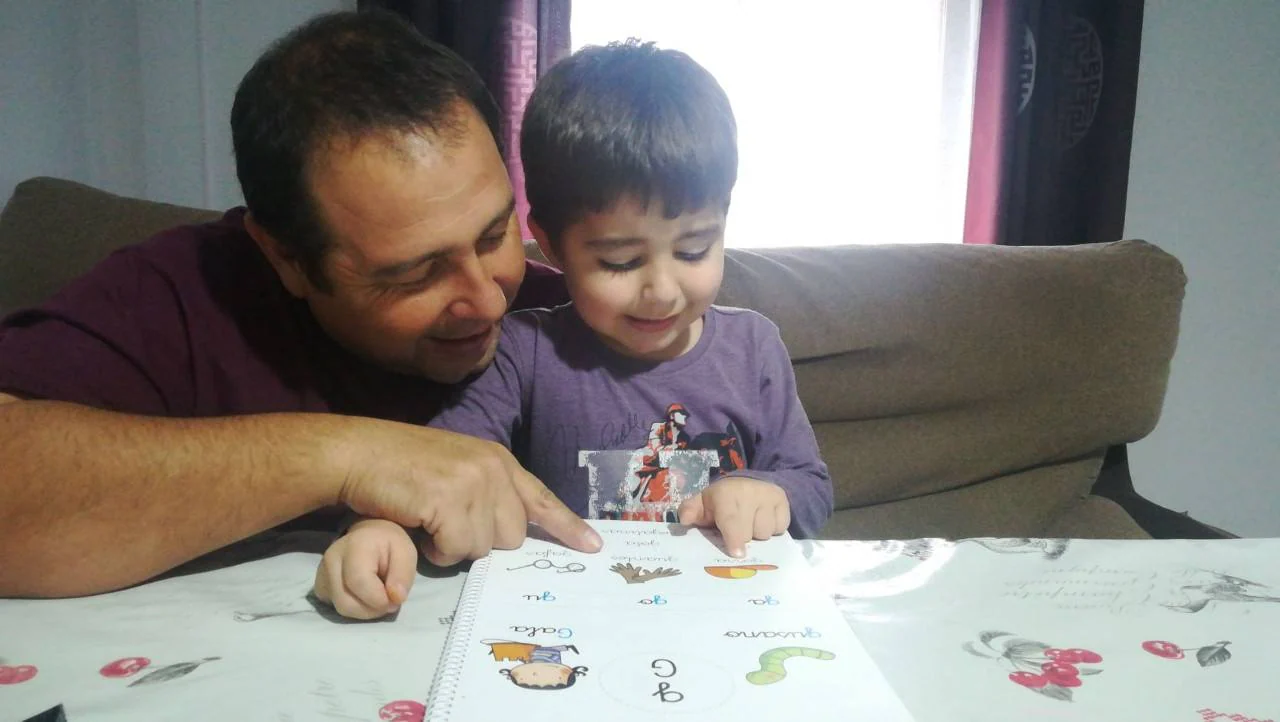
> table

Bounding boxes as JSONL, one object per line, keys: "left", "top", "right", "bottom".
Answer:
{"left": 2, "top": 533, "right": 1277, "bottom": 721}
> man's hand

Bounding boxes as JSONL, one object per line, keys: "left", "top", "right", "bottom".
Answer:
{"left": 334, "top": 422, "right": 602, "bottom": 566}
{"left": 314, "top": 518, "right": 417, "bottom": 620}
{"left": 677, "top": 477, "right": 790, "bottom": 557}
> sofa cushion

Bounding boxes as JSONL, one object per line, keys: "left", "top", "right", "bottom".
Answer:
{"left": 0, "top": 177, "right": 220, "bottom": 315}
{"left": 715, "top": 242, "right": 1183, "bottom": 537}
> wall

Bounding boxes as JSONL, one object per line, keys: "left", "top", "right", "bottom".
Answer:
{"left": 1124, "top": 0, "right": 1280, "bottom": 536}
{"left": 1, "top": 0, "right": 354, "bottom": 209}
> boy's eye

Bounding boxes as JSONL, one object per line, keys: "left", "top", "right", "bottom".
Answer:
{"left": 675, "top": 247, "right": 712, "bottom": 263}
{"left": 598, "top": 257, "right": 643, "bottom": 273}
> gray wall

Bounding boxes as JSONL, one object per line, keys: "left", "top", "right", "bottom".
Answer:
{"left": 1, "top": 0, "right": 354, "bottom": 209}
{"left": 1125, "top": 0, "right": 1280, "bottom": 536}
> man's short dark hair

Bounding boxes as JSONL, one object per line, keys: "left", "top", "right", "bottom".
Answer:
{"left": 231, "top": 10, "right": 500, "bottom": 291}
{"left": 520, "top": 39, "right": 737, "bottom": 247}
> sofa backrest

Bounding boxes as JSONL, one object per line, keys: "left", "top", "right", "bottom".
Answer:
{"left": 714, "top": 242, "right": 1184, "bottom": 522}
{"left": 0, "top": 178, "right": 221, "bottom": 316}
{"left": 1, "top": 177, "right": 1185, "bottom": 536}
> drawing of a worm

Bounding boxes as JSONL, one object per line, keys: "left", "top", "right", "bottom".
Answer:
{"left": 745, "top": 647, "right": 834, "bottom": 685}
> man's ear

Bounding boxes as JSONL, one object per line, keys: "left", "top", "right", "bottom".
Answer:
{"left": 244, "top": 212, "right": 314, "bottom": 299}
{"left": 528, "top": 216, "right": 561, "bottom": 270}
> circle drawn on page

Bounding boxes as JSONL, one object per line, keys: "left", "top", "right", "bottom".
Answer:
{"left": 599, "top": 652, "right": 734, "bottom": 714}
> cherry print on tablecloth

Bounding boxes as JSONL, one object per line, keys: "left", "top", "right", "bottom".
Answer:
{"left": 97, "top": 655, "right": 221, "bottom": 687}
{"left": 1143, "top": 639, "right": 1233, "bottom": 667}
{"left": 0, "top": 662, "right": 37, "bottom": 685}
{"left": 378, "top": 699, "right": 425, "bottom": 722}
{"left": 963, "top": 631, "right": 1103, "bottom": 702}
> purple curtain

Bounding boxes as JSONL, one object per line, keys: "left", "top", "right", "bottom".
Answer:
{"left": 964, "top": 0, "right": 1144, "bottom": 246}
{"left": 358, "top": 0, "right": 571, "bottom": 241}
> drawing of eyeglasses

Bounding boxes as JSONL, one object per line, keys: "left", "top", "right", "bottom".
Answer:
{"left": 507, "top": 559, "right": 586, "bottom": 573}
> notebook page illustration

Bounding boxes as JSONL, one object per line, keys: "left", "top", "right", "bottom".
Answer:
{"left": 426, "top": 520, "right": 914, "bottom": 721}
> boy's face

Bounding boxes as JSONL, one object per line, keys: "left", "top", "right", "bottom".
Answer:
{"left": 541, "top": 196, "right": 725, "bottom": 362}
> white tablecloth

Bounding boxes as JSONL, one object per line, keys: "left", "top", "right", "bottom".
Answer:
{"left": 3, "top": 533, "right": 1278, "bottom": 721}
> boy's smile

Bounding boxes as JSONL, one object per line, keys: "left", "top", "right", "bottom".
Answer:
{"left": 535, "top": 195, "right": 726, "bottom": 362}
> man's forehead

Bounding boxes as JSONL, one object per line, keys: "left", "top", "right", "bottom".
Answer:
{"left": 308, "top": 127, "right": 511, "bottom": 268}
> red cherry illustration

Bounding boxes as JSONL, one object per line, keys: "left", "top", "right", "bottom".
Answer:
{"left": 1040, "top": 660, "right": 1081, "bottom": 683}
{"left": 0, "top": 664, "right": 38, "bottom": 685}
{"left": 1044, "top": 648, "right": 1066, "bottom": 660}
{"left": 99, "top": 657, "right": 152, "bottom": 678}
{"left": 1049, "top": 648, "right": 1080, "bottom": 663}
{"left": 1054, "top": 675, "right": 1083, "bottom": 688}
{"left": 379, "top": 700, "right": 425, "bottom": 722}
{"left": 1008, "top": 671, "right": 1048, "bottom": 689}
{"left": 1069, "top": 648, "right": 1103, "bottom": 664}
{"left": 1142, "top": 640, "right": 1184, "bottom": 660}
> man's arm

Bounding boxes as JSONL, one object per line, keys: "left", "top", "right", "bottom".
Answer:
{"left": 0, "top": 393, "right": 347, "bottom": 597}
{"left": 0, "top": 393, "right": 601, "bottom": 598}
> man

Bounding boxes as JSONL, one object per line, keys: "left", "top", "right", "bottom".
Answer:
{"left": 0, "top": 10, "right": 600, "bottom": 599}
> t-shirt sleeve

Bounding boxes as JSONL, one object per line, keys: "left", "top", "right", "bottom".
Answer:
{"left": 0, "top": 248, "right": 195, "bottom": 415}
{"left": 721, "top": 318, "right": 834, "bottom": 538}
{"left": 427, "top": 317, "right": 533, "bottom": 449}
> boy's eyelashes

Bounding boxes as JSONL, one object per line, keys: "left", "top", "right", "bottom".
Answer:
{"left": 598, "top": 257, "right": 644, "bottom": 273}
{"left": 596, "top": 247, "right": 714, "bottom": 273}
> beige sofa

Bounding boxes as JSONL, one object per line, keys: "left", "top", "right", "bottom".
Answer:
{"left": 0, "top": 177, "right": 1215, "bottom": 540}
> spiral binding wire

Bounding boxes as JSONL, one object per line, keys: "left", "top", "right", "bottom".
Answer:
{"left": 424, "top": 554, "right": 493, "bottom": 720}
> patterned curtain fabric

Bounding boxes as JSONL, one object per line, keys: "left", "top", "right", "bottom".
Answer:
{"left": 964, "top": 0, "right": 1144, "bottom": 246}
{"left": 358, "top": 0, "right": 571, "bottom": 241}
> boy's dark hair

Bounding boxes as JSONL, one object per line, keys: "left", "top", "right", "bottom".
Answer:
{"left": 231, "top": 10, "right": 500, "bottom": 291}
{"left": 520, "top": 39, "right": 737, "bottom": 247}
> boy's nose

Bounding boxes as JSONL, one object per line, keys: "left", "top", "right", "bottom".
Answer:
{"left": 639, "top": 268, "right": 680, "bottom": 307}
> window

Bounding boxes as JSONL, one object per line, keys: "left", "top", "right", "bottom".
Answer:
{"left": 571, "top": 1, "right": 981, "bottom": 248}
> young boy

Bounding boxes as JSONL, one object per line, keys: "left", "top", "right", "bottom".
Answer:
{"left": 315, "top": 40, "right": 832, "bottom": 619}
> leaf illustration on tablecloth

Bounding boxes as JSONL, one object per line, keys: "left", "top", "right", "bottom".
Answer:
{"left": 978, "top": 631, "right": 1015, "bottom": 647}
{"left": 127, "top": 657, "right": 220, "bottom": 687}
{"left": 1196, "top": 642, "right": 1232, "bottom": 667}
{"left": 1035, "top": 685, "right": 1073, "bottom": 702}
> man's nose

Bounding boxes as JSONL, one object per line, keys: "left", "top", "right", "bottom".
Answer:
{"left": 446, "top": 255, "right": 508, "bottom": 322}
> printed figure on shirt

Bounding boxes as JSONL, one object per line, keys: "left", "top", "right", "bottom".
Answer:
{"left": 616, "top": 403, "right": 746, "bottom": 522}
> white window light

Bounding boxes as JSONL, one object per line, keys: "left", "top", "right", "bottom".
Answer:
{"left": 570, "top": 0, "right": 981, "bottom": 248}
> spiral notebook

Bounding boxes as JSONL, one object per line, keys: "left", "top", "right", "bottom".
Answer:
{"left": 426, "top": 520, "right": 914, "bottom": 720}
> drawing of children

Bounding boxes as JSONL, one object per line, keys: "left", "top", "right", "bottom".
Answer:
{"left": 482, "top": 640, "right": 589, "bottom": 690}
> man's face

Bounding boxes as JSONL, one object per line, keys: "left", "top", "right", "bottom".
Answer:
{"left": 546, "top": 195, "right": 726, "bottom": 362}
{"left": 296, "top": 105, "right": 525, "bottom": 382}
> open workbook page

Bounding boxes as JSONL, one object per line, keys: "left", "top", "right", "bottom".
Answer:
{"left": 426, "top": 520, "right": 914, "bottom": 720}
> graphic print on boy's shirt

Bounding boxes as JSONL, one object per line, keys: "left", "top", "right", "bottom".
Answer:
{"left": 577, "top": 402, "right": 746, "bottom": 522}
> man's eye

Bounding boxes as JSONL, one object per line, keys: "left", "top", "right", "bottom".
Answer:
{"left": 391, "top": 276, "right": 432, "bottom": 291}
{"left": 478, "top": 233, "right": 506, "bottom": 253}
{"left": 599, "top": 257, "right": 643, "bottom": 273}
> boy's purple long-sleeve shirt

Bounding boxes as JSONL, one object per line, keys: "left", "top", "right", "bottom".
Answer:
{"left": 429, "top": 304, "right": 833, "bottom": 538}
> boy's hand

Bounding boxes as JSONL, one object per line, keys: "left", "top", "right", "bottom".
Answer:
{"left": 314, "top": 518, "right": 418, "bottom": 620}
{"left": 677, "top": 477, "right": 790, "bottom": 557}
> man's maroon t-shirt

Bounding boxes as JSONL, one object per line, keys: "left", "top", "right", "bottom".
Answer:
{"left": 0, "top": 208, "right": 570, "bottom": 424}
